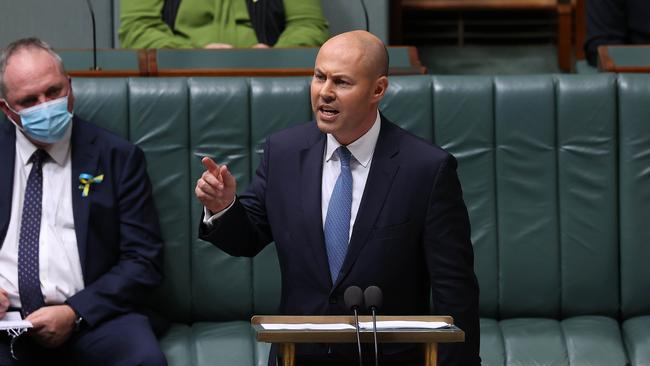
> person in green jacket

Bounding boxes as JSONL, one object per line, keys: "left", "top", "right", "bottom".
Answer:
{"left": 119, "top": 0, "right": 329, "bottom": 49}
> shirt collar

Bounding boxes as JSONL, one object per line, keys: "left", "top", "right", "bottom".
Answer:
{"left": 325, "top": 111, "right": 381, "bottom": 168}
{"left": 15, "top": 120, "right": 73, "bottom": 167}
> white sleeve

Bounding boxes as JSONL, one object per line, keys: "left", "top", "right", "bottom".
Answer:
{"left": 202, "top": 197, "right": 236, "bottom": 227}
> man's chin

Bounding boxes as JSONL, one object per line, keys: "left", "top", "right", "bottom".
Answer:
{"left": 316, "top": 119, "right": 336, "bottom": 134}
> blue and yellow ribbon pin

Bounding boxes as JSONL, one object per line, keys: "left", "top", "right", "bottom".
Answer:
{"left": 78, "top": 173, "right": 104, "bottom": 197}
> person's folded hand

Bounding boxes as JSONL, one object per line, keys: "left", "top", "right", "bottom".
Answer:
{"left": 0, "top": 288, "right": 9, "bottom": 319}
{"left": 26, "top": 305, "right": 76, "bottom": 348}
{"left": 204, "top": 43, "right": 234, "bottom": 49}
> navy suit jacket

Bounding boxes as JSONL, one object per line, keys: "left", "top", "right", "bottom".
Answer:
{"left": 200, "top": 116, "right": 480, "bottom": 365}
{"left": 0, "top": 116, "right": 164, "bottom": 328}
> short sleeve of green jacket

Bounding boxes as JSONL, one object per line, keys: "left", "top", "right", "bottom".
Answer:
{"left": 119, "top": 0, "right": 329, "bottom": 48}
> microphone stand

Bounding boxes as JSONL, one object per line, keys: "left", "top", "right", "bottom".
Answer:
{"left": 344, "top": 286, "right": 365, "bottom": 366}
{"left": 360, "top": 0, "right": 369, "bottom": 32}
{"left": 370, "top": 305, "right": 378, "bottom": 366}
{"left": 364, "top": 286, "right": 383, "bottom": 366}
{"left": 353, "top": 306, "right": 364, "bottom": 366}
{"left": 85, "top": 0, "right": 100, "bottom": 71}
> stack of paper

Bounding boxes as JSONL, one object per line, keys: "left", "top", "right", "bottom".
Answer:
{"left": 0, "top": 312, "right": 33, "bottom": 331}
{"left": 261, "top": 321, "right": 449, "bottom": 331}
{"left": 261, "top": 323, "right": 355, "bottom": 330}
{"left": 359, "top": 321, "right": 449, "bottom": 330}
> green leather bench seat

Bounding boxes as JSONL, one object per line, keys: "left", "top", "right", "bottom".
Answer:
{"left": 47, "top": 74, "right": 650, "bottom": 365}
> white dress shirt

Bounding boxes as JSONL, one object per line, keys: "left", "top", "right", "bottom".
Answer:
{"left": 0, "top": 123, "right": 85, "bottom": 308}
{"left": 203, "top": 111, "right": 382, "bottom": 242}
{"left": 321, "top": 112, "right": 381, "bottom": 239}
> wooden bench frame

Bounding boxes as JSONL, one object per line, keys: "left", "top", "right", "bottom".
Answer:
{"left": 391, "top": 0, "right": 574, "bottom": 71}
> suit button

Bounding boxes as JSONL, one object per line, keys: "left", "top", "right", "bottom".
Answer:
{"left": 329, "top": 296, "right": 337, "bottom": 304}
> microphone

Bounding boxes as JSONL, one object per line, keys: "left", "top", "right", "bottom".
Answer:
{"left": 364, "top": 286, "right": 383, "bottom": 366}
{"left": 84, "top": 0, "right": 100, "bottom": 71}
{"left": 360, "top": 0, "right": 369, "bottom": 32}
{"left": 344, "top": 286, "right": 364, "bottom": 366}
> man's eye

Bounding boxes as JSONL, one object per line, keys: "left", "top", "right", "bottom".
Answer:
{"left": 46, "top": 88, "right": 62, "bottom": 98}
{"left": 314, "top": 74, "right": 325, "bottom": 81}
{"left": 334, "top": 79, "right": 349, "bottom": 86}
{"left": 19, "top": 99, "right": 37, "bottom": 108}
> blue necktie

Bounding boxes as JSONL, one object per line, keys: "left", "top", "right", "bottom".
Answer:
{"left": 18, "top": 149, "right": 47, "bottom": 316}
{"left": 325, "top": 146, "right": 352, "bottom": 283}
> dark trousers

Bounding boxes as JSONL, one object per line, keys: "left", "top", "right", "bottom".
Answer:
{"left": 0, "top": 312, "right": 166, "bottom": 366}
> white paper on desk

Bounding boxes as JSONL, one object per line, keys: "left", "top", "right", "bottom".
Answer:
{"left": 261, "top": 323, "right": 356, "bottom": 330}
{"left": 0, "top": 312, "right": 33, "bottom": 330}
{"left": 358, "top": 320, "right": 450, "bottom": 330}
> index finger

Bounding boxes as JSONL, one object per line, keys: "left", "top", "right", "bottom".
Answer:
{"left": 202, "top": 157, "right": 220, "bottom": 176}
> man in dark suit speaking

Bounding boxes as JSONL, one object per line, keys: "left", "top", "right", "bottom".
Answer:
{"left": 0, "top": 38, "right": 165, "bottom": 365}
{"left": 196, "top": 30, "right": 480, "bottom": 365}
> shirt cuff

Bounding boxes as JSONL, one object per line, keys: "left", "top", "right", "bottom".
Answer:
{"left": 202, "top": 198, "right": 236, "bottom": 227}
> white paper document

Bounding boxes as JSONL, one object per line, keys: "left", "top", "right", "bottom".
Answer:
{"left": 0, "top": 312, "right": 33, "bottom": 330}
{"left": 358, "top": 321, "right": 450, "bottom": 330}
{"left": 261, "top": 323, "right": 355, "bottom": 330}
{"left": 261, "top": 321, "right": 449, "bottom": 331}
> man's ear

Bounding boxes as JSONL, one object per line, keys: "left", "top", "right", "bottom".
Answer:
{"left": 0, "top": 98, "right": 21, "bottom": 126}
{"left": 0, "top": 99, "right": 12, "bottom": 119}
{"left": 67, "top": 77, "right": 75, "bottom": 112}
{"left": 372, "top": 76, "right": 389, "bottom": 101}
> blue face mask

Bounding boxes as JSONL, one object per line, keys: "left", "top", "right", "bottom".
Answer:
{"left": 5, "top": 95, "right": 73, "bottom": 144}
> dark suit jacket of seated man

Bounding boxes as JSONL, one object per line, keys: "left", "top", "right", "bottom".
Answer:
{"left": 0, "top": 38, "right": 166, "bottom": 365}
{"left": 196, "top": 30, "right": 480, "bottom": 366}
{"left": 585, "top": 0, "right": 650, "bottom": 66}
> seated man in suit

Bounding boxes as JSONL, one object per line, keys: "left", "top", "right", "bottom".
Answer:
{"left": 0, "top": 38, "right": 166, "bottom": 365}
{"left": 195, "top": 30, "right": 480, "bottom": 365}
{"left": 585, "top": 0, "right": 650, "bottom": 66}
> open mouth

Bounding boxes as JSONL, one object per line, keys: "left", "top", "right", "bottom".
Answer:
{"left": 319, "top": 105, "right": 339, "bottom": 117}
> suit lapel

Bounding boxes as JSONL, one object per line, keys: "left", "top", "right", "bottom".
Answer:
{"left": 298, "top": 126, "right": 332, "bottom": 286}
{"left": 70, "top": 118, "right": 100, "bottom": 278}
{"left": 0, "top": 121, "right": 16, "bottom": 247}
{"left": 334, "top": 117, "right": 400, "bottom": 289}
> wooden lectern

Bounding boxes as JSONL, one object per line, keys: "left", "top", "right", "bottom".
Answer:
{"left": 251, "top": 315, "right": 464, "bottom": 366}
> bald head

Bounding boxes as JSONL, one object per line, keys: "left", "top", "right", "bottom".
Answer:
{"left": 311, "top": 31, "right": 390, "bottom": 145}
{"left": 320, "top": 31, "right": 389, "bottom": 78}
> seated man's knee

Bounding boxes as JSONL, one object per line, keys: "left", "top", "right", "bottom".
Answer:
{"left": 137, "top": 345, "right": 167, "bottom": 366}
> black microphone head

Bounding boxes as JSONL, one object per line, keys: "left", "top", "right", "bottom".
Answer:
{"left": 344, "top": 286, "right": 364, "bottom": 311}
{"left": 364, "top": 285, "right": 383, "bottom": 311}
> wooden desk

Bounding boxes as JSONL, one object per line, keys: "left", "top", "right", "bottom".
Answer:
{"left": 598, "top": 45, "right": 650, "bottom": 73}
{"left": 151, "top": 47, "right": 426, "bottom": 76}
{"left": 402, "top": 0, "right": 558, "bottom": 10}
{"left": 57, "top": 49, "right": 147, "bottom": 77}
{"left": 58, "top": 47, "right": 426, "bottom": 77}
{"left": 251, "top": 315, "right": 464, "bottom": 366}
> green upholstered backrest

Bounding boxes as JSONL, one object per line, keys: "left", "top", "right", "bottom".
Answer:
{"left": 432, "top": 76, "right": 499, "bottom": 317}
{"left": 64, "top": 75, "right": 650, "bottom": 324}
{"left": 433, "top": 75, "right": 620, "bottom": 319}
{"left": 321, "top": 0, "right": 389, "bottom": 43}
{"left": 249, "top": 77, "right": 313, "bottom": 315}
{"left": 618, "top": 74, "right": 650, "bottom": 319}
{"left": 188, "top": 78, "right": 253, "bottom": 321}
